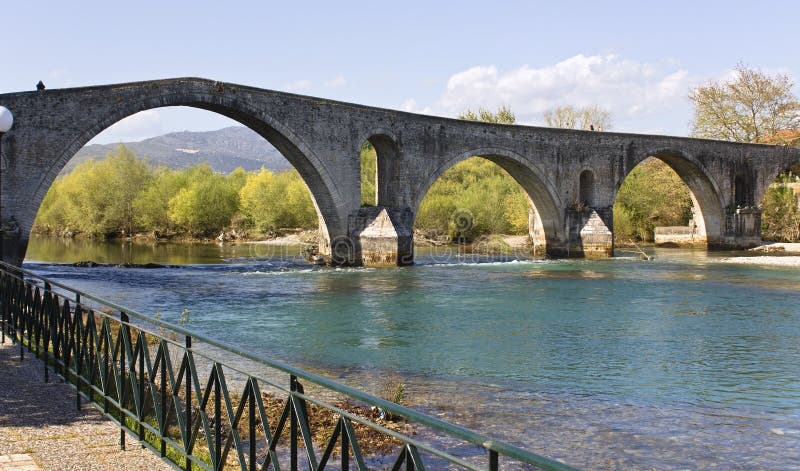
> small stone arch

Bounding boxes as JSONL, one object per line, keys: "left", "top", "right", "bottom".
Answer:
{"left": 578, "top": 169, "right": 595, "bottom": 208}
{"left": 413, "top": 146, "right": 566, "bottom": 256}
{"left": 618, "top": 148, "right": 725, "bottom": 246}
{"left": 734, "top": 173, "right": 754, "bottom": 207}
{"left": 357, "top": 130, "right": 406, "bottom": 208}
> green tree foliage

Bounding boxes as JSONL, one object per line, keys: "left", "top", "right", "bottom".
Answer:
{"left": 34, "top": 146, "right": 152, "bottom": 236}
{"left": 761, "top": 173, "right": 800, "bottom": 242}
{"left": 360, "top": 142, "right": 377, "bottom": 206}
{"left": 239, "top": 168, "right": 317, "bottom": 233}
{"left": 168, "top": 166, "right": 241, "bottom": 235}
{"left": 33, "top": 146, "right": 320, "bottom": 239}
{"left": 690, "top": 64, "right": 800, "bottom": 143}
{"left": 613, "top": 158, "right": 693, "bottom": 242}
{"left": 133, "top": 167, "right": 185, "bottom": 233}
{"left": 416, "top": 158, "right": 529, "bottom": 241}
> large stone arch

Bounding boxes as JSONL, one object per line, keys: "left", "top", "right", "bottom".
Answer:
{"left": 10, "top": 85, "right": 348, "bottom": 264}
{"left": 616, "top": 148, "right": 725, "bottom": 246}
{"left": 412, "top": 146, "right": 566, "bottom": 256}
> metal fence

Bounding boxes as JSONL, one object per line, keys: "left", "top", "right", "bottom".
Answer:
{"left": 0, "top": 262, "right": 577, "bottom": 471}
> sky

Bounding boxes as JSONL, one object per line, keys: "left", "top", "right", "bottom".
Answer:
{"left": 4, "top": 0, "right": 800, "bottom": 144}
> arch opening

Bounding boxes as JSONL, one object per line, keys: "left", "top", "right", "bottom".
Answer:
{"left": 759, "top": 164, "right": 800, "bottom": 243}
{"left": 358, "top": 133, "right": 406, "bottom": 209}
{"left": 412, "top": 150, "right": 564, "bottom": 260}
{"left": 360, "top": 141, "right": 377, "bottom": 206}
{"left": 734, "top": 173, "right": 754, "bottom": 207}
{"left": 579, "top": 170, "right": 595, "bottom": 208}
{"left": 26, "top": 104, "right": 331, "bottom": 264}
{"left": 613, "top": 153, "right": 722, "bottom": 250}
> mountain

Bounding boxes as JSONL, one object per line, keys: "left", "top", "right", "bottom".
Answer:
{"left": 68, "top": 126, "right": 292, "bottom": 174}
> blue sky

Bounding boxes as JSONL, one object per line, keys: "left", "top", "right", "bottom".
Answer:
{"left": 5, "top": 0, "right": 800, "bottom": 143}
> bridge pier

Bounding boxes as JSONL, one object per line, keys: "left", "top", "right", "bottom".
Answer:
{"left": 721, "top": 206, "right": 763, "bottom": 249}
{"left": 348, "top": 207, "right": 414, "bottom": 267}
{"left": 565, "top": 207, "right": 614, "bottom": 258}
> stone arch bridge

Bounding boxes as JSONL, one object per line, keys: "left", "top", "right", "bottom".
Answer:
{"left": 1, "top": 78, "right": 798, "bottom": 266}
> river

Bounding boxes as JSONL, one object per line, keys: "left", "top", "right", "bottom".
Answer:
{"left": 23, "top": 236, "right": 800, "bottom": 469}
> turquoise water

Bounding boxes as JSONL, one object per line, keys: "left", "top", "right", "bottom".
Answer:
{"left": 23, "top": 239, "right": 800, "bottom": 469}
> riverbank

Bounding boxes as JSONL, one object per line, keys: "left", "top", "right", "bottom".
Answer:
{"left": 715, "top": 242, "right": 800, "bottom": 266}
{"left": 748, "top": 242, "right": 800, "bottom": 253}
{"left": 719, "top": 255, "right": 800, "bottom": 266}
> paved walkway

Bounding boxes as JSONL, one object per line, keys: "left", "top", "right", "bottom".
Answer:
{"left": 0, "top": 339, "right": 171, "bottom": 470}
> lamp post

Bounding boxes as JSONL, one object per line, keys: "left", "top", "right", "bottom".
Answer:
{"left": 0, "top": 105, "right": 13, "bottom": 264}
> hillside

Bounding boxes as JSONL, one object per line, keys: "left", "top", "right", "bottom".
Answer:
{"left": 69, "top": 126, "right": 291, "bottom": 174}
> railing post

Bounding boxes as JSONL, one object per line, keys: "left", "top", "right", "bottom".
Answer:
{"left": 185, "top": 334, "right": 192, "bottom": 471}
{"left": 15, "top": 280, "right": 23, "bottom": 361}
{"left": 248, "top": 384, "right": 256, "bottom": 471}
{"left": 120, "top": 311, "right": 128, "bottom": 451}
{"left": 488, "top": 449, "right": 498, "bottom": 471}
{"left": 43, "top": 289, "right": 50, "bottom": 384}
{"left": 1, "top": 274, "right": 6, "bottom": 345}
{"left": 290, "top": 374, "right": 299, "bottom": 471}
{"left": 159, "top": 344, "right": 167, "bottom": 458}
{"left": 75, "top": 294, "right": 82, "bottom": 411}
{"left": 104, "top": 319, "right": 110, "bottom": 414}
{"left": 341, "top": 420, "right": 349, "bottom": 470}
{"left": 214, "top": 367, "right": 221, "bottom": 469}
{"left": 138, "top": 335, "right": 145, "bottom": 445}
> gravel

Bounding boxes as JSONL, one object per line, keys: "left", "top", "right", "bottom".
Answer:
{"left": 0, "top": 341, "right": 172, "bottom": 470}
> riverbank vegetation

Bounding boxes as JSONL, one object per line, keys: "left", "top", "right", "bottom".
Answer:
{"left": 33, "top": 146, "right": 318, "bottom": 239}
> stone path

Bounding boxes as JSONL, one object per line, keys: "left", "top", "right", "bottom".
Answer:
{"left": 0, "top": 340, "right": 171, "bottom": 470}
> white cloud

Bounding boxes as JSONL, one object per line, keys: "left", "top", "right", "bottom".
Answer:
{"left": 285, "top": 79, "right": 312, "bottom": 92}
{"left": 433, "top": 54, "right": 692, "bottom": 133}
{"left": 401, "top": 98, "right": 434, "bottom": 115}
{"left": 323, "top": 74, "right": 346, "bottom": 88}
{"left": 88, "top": 109, "right": 164, "bottom": 144}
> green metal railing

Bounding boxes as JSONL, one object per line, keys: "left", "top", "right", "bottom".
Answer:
{"left": 0, "top": 261, "right": 577, "bottom": 471}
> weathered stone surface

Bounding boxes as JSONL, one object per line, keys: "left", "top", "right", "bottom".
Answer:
{"left": 1, "top": 78, "right": 799, "bottom": 265}
{"left": 349, "top": 207, "right": 414, "bottom": 266}
{"left": 566, "top": 209, "right": 613, "bottom": 258}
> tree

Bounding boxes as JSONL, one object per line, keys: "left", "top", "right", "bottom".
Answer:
{"left": 613, "top": 158, "right": 693, "bottom": 242}
{"left": 458, "top": 105, "right": 516, "bottom": 124}
{"left": 689, "top": 64, "right": 800, "bottom": 142}
{"left": 168, "top": 170, "right": 240, "bottom": 235}
{"left": 133, "top": 167, "right": 185, "bottom": 234}
{"left": 39, "top": 146, "right": 153, "bottom": 237}
{"left": 761, "top": 184, "right": 800, "bottom": 242}
{"left": 543, "top": 105, "right": 612, "bottom": 131}
{"left": 415, "top": 157, "right": 529, "bottom": 241}
{"left": 239, "top": 168, "right": 317, "bottom": 233}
